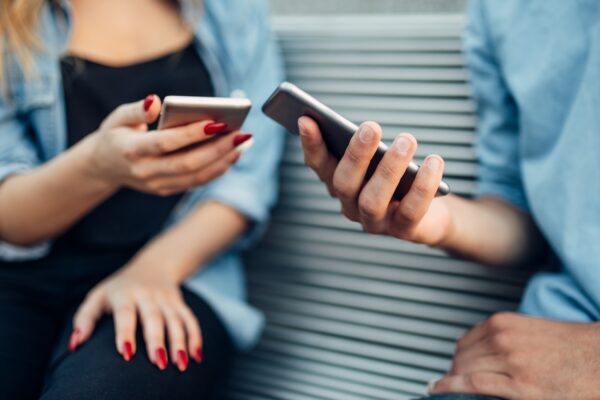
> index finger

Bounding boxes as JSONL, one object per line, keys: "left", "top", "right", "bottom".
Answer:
{"left": 298, "top": 116, "right": 338, "bottom": 186}
{"left": 134, "top": 120, "right": 226, "bottom": 157}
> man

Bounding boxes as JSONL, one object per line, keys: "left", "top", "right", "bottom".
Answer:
{"left": 297, "top": 0, "right": 600, "bottom": 398}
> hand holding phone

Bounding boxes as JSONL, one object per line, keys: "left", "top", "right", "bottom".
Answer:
{"left": 262, "top": 83, "right": 454, "bottom": 246}
{"left": 89, "top": 95, "right": 254, "bottom": 197}
{"left": 262, "top": 82, "right": 450, "bottom": 199}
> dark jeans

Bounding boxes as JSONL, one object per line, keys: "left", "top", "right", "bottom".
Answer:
{"left": 0, "top": 246, "right": 235, "bottom": 400}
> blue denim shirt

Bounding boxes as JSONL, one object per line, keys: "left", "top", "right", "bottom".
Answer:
{"left": 0, "top": 0, "right": 285, "bottom": 350}
{"left": 465, "top": 0, "right": 600, "bottom": 321}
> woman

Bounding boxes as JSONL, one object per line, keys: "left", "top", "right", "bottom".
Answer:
{"left": 0, "top": 0, "right": 284, "bottom": 399}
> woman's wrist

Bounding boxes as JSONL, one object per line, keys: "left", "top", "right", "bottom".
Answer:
{"left": 125, "top": 245, "right": 192, "bottom": 285}
{"left": 74, "top": 133, "right": 120, "bottom": 195}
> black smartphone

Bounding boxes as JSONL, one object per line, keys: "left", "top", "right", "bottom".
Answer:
{"left": 262, "top": 82, "right": 450, "bottom": 199}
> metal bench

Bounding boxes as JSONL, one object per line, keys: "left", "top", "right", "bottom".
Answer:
{"left": 223, "top": 14, "right": 530, "bottom": 400}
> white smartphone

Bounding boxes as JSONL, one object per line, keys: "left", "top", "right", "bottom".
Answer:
{"left": 157, "top": 96, "right": 252, "bottom": 131}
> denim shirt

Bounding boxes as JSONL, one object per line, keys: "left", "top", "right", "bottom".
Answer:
{"left": 0, "top": 0, "right": 285, "bottom": 350}
{"left": 465, "top": 0, "right": 600, "bottom": 321}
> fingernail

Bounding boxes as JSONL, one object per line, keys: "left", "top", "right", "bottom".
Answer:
{"left": 234, "top": 134, "right": 254, "bottom": 154}
{"left": 394, "top": 135, "right": 411, "bottom": 156}
{"left": 156, "top": 348, "right": 168, "bottom": 370}
{"left": 298, "top": 117, "right": 307, "bottom": 136}
{"left": 177, "top": 350, "right": 188, "bottom": 372}
{"left": 123, "top": 341, "right": 134, "bottom": 362}
{"left": 143, "top": 95, "right": 155, "bottom": 112}
{"left": 68, "top": 328, "right": 81, "bottom": 352}
{"left": 357, "top": 124, "right": 374, "bottom": 144}
{"left": 427, "top": 379, "right": 439, "bottom": 394}
{"left": 193, "top": 347, "right": 203, "bottom": 363}
{"left": 204, "top": 122, "right": 228, "bottom": 135}
{"left": 426, "top": 156, "right": 442, "bottom": 171}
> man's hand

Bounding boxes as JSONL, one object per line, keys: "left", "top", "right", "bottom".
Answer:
{"left": 298, "top": 116, "right": 454, "bottom": 247}
{"left": 430, "top": 312, "right": 600, "bottom": 399}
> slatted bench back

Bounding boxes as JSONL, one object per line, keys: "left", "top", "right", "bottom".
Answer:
{"left": 225, "top": 14, "right": 529, "bottom": 400}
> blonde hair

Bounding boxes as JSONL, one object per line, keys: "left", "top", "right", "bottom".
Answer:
{"left": 0, "top": 0, "right": 45, "bottom": 91}
{"left": 0, "top": 0, "right": 202, "bottom": 94}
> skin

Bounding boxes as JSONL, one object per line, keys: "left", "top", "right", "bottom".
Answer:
{"left": 298, "top": 116, "right": 600, "bottom": 398}
{"left": 0, "top": 0, "right": 249, "bottom": 371}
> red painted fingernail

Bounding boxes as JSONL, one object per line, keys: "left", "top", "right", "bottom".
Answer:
{"left": 143, "top": 95, "right": 155, "bottom": 111}
{"left": 193, "top": 347, "right": 203, "bottom": 363}
{"left": 156, "top": 348, "right": 168, "bottom": 370}
{"left": 233, "top": 133, "right": 253, "bottom": 147}
{"left": 177, "top": 350, "right": 188, "bottom": 371}
{"left": 123, "top": 341, "right": 134, "bottom": 362}
{"left": 68, "top": 328, "right": 81, "bottom": 352}
{"left": 204, "top": 122, "right": 228, "bottom": 135}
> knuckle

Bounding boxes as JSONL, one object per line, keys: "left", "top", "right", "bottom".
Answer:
{"left": 172, "top": 158, "right": 195, "bottom": 174}
{"left": 377, "top": 162, "right": 398, "bottom": 181}
{"left": 332, "top": 177, "right": 355, "bottom": 200}
{"left": 506, "top": 351, "right": 524, "bottom": 370}
{"left": 144, "top": 310, "right": 163, "bottom": 323}
{"left": 115, "top": 104, "right": 128, "bottom": 117}
{"left": 344, "top": 147, "right": 362, "bottom": 165}
{"left": 488, "top": 312, "right": 513, "bottom": 330}
{"left": 397, "top": 203, "right": 418, "bottom": 224}
{"left": 155, "top": 137, "right": 172, "bottom": 153}
{"left": 489, "top": 331, "right": 510, "bottom": 350}
{"left": 115, "top": 303, "right": 135, "bottom": 314}
{"left": 122, "top": 143, "right": 138, "bottom": 160}
{"left": 340, "top": 204, "right": 359, "bottom": 222}
{"left": 467, "top": 373, "right": 488, "bottom": 393}
{"left": 358, "top": 195, "right": 383, "bottom": 220}
{"left": 130, "top": 165, "right": 150, "bottom": 181}
{"left": 412, "top": 181, "right": 433, "bottom": 198}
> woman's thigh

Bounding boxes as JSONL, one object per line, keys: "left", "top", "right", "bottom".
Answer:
{"left": 40, "top": 288, "right": 235, "bottom": 400}
{"left": 0, "top": 292, "right": 60, "bottom": 400}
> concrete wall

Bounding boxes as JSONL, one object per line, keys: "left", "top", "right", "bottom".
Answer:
{"left": 269, "top": 0, "right": 466, "bottom": 15}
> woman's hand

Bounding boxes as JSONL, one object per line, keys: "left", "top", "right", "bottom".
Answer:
{"left": 429, "top": 312, "right": 600, "bottom": 399}
{"left": 298, "top": 116, "right": 454, "bottom": 247}
{"left": 83, "top": 95, "right": 254, "bottom": 196}
{"left": 69, "top": 254, "right": 202, "bottom": 372}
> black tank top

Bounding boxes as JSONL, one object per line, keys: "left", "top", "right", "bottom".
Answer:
{"left": 58, "top": 42, "right": 214, "bottom": 250}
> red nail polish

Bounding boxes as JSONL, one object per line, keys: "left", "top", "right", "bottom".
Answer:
{"left": 68, "top": 328, "right": 81, "bottom": 352}
{"left": 123, "top": 341, "right": 134, "bottom": 362}
{"left": 143, "top": 95, "right": 155, "bottom": 111}
{"left": 233, "top": 133, "right": 253, "bottom": 147}
{"left": 204, "top": 122, "right": 228, "bottom": 135}
{"left": 177, "top": 350, "right": 188, "bottom": 371}
{"left": 193, "top": 347, "right": 203, "bottom": 363}
{"left": 156, "top": 348, "right": 168, "bottom": 370}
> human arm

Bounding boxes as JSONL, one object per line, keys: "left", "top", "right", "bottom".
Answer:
{"left": 296, "top": 0, "right": 546, "bottom": 268}
{"left": 429, "top": 312, "right": 600, "bottom": 399}
{"left": 0, "top": 96, "right": 247, "bottom": 246}
{"left": 298, "top": 117, "right": 543, "bottom": 268}
{"left": 70, "top": 200, "right": 247, "bottom": 370}
{"left": 70, "top": 0, "right": 286, "bottom": 368}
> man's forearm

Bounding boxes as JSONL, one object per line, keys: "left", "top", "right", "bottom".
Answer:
{"left": 439, "top": 195, "right": 545, "bottom": 268}
{"left": 128, "top": 201, "right": 249, "bottom": 283}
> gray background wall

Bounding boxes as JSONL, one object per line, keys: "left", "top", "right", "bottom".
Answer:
{"left": 269, "top": 0, "right": 466, "bottom": 15}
